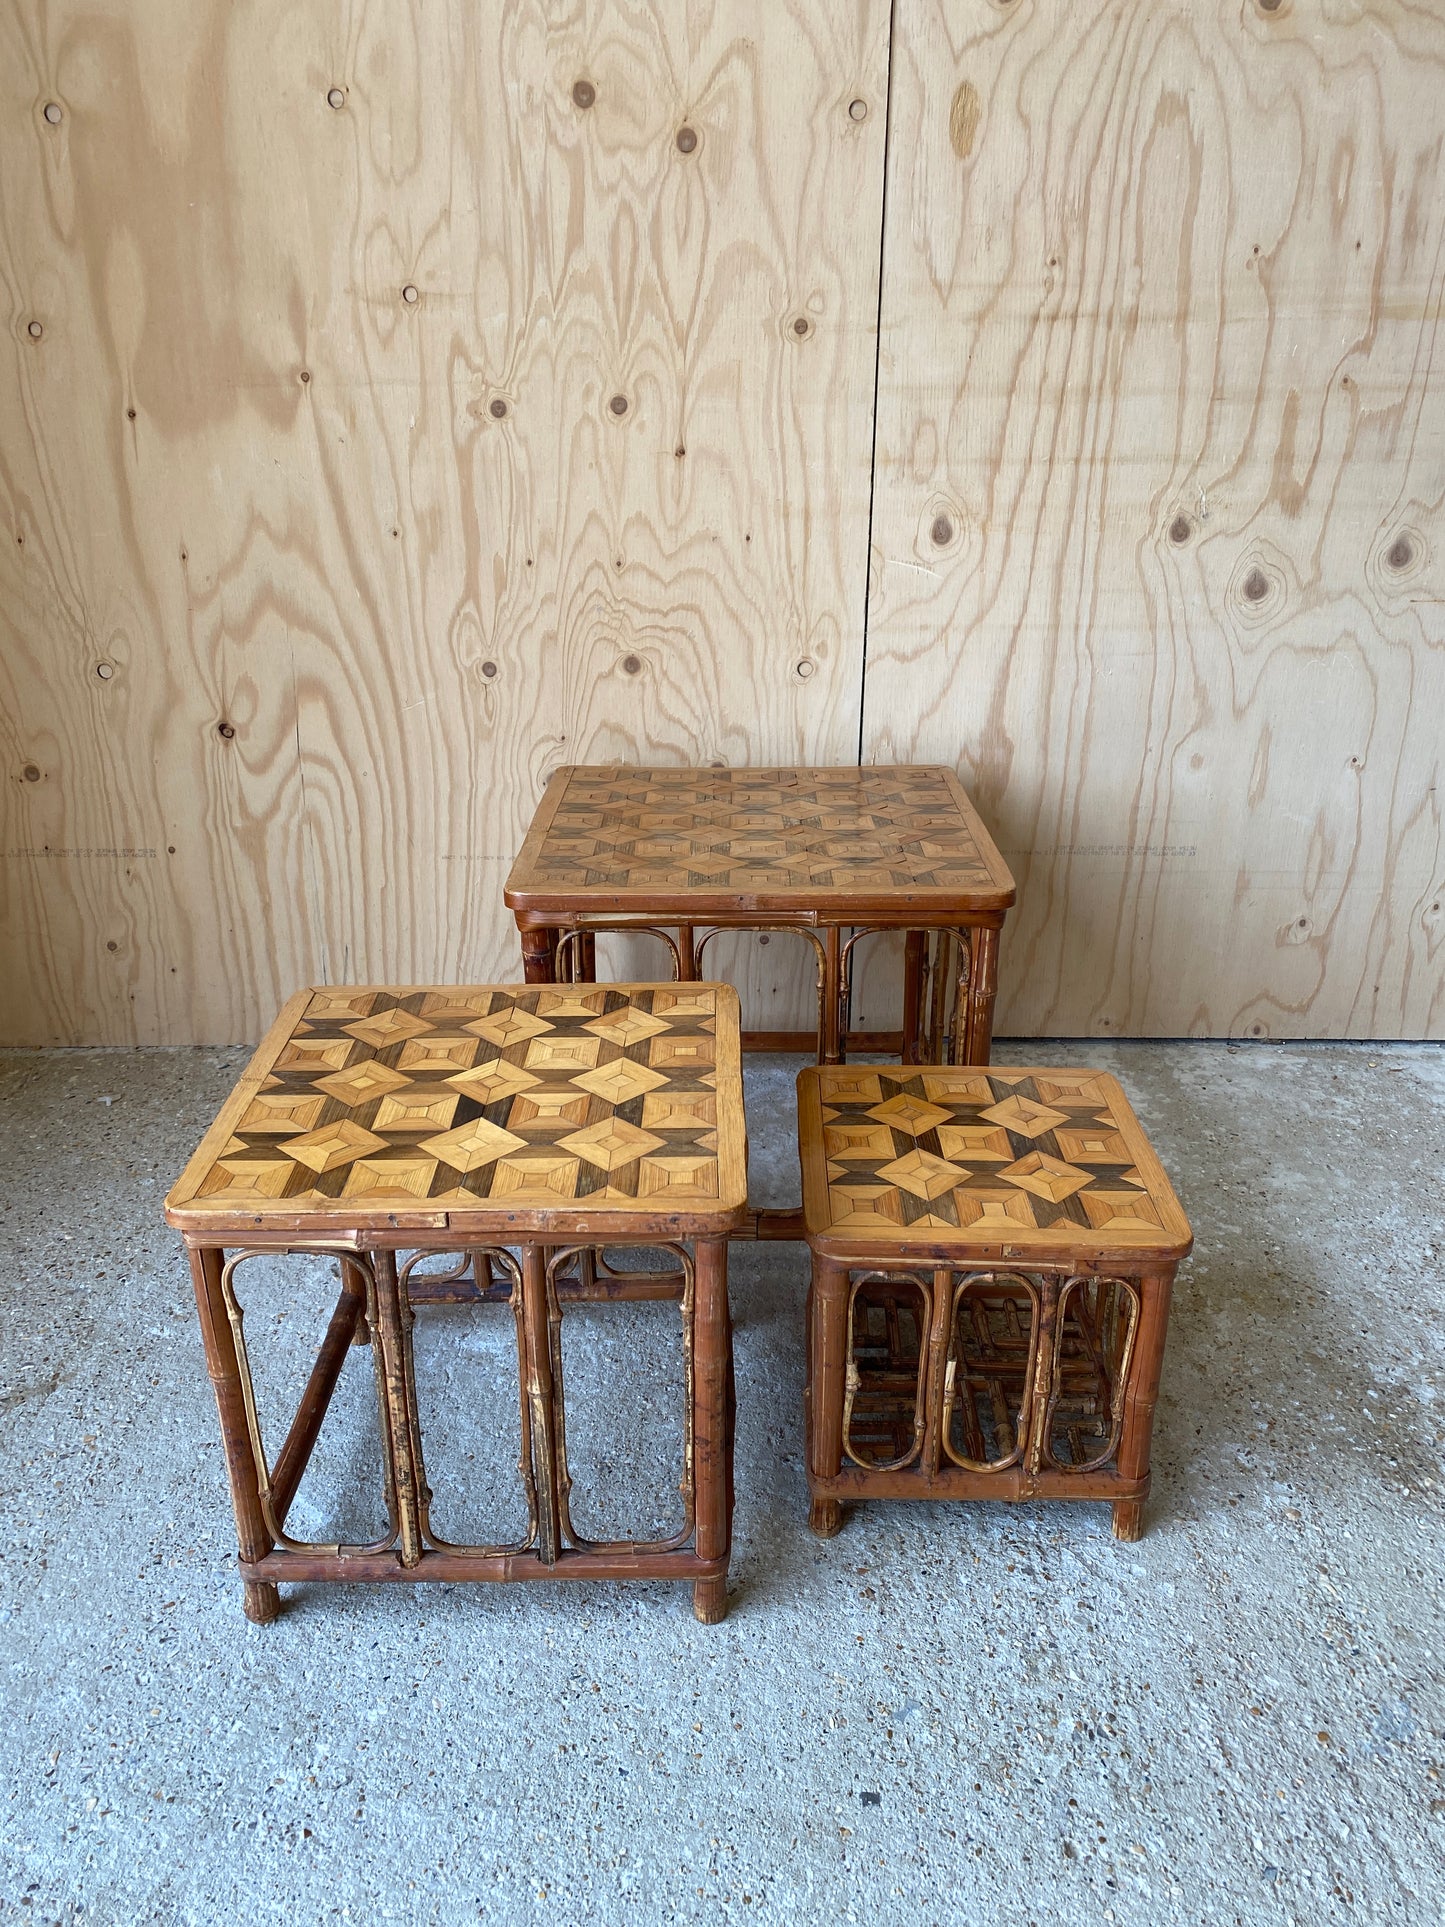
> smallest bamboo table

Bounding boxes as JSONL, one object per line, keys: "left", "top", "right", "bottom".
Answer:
{"left": 166, "top": 982, "right": 748, "bottom": 1624}
{"left": 797, "top": 1064, "right": 1191, "bottom": 1541}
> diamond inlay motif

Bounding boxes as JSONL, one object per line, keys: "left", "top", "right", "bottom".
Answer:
{"left": 283, "top": 1119, "right": 388, "bottom": 1174}
{"left": 467, "top": 1007, "right": 553, "bottom": 1049}
{"left": 558, "top": 1118, "right": 665, "bottom": 1171}
{"left": 275, "top": 1038, "right": 353, "bottom": 1074}
{"left": 397, "top": 1036, "right": 478, "bottom": 1075}
{"left": 371, "top": 1087, "right": 459, "bottom": 1133}
{"left": 876, "top": 1147, "right": 965, "bottom": 1202}
{"left": 490, "top": 1153, "right": 581, "bottom": 1201}
{"left": 315, "top": 1060, "right": 410, "bottom": 1107}
{"left": 573, "top": 1058, "right": 669, "bottom": 1104}
{"left": 238, "top": 1092, "right": 327, "bottom": 1135}
{"left": 524, "top": 1034, "right": 602, "bottom": 1073}
{"left": 583, "top": 1005, "right": 670, "bottom": 1047}
{"left": 867, "top": 1094, "right": 952, "bottom": 1138}
{"left": 197, "top": 1156, "right": 294, "bottom": 1198}
{"left": 999, "top": 1152, "right": 1092, "bottom": 1204}
{"left": 508, "top": 1090, "right": 591, "bottom": 1127}
{"left": 978, "top": 1094, "right": 1070, "bottom": 1140}
{"left": 446, "top": 1060, "right": 540, "bottom": 1104}
{"left": 304, "top": 990, "right": 378, "bottom": 1021}
{"left": 637, "top": 1154, "right": 720, "bottom": 1200}
{"left": 420, "top": 1117, "right": 527, "bottom": 1173}
{"left": 342, "top": 1155, "right": 438, "bottom": 1200}
{"left": 343, "top": 1007, "right": 433, "bottom": 1049}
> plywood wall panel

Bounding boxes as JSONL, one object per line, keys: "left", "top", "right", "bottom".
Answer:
{"left": 7, "top": 0, "right": 1444, "bottom": 1047}
{"left": 0, "top": 0, "right": 888, "bottom": 1043}
{"left": 856, "top": 0, "right": 1445, "bottom": 1040}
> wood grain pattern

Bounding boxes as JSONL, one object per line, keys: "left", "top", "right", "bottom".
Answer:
{"left": 857, "top": 0, "right": 1445, "bottom": 1039}
{"left": 0, "top": 1, "right": 888, "bottom": 1044}
{"left": 8, "top": 0, "right": 1445, "bottom": 1044}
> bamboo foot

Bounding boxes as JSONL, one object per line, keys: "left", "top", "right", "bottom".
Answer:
{"left": 692, "top": 1577, "right": 728, "bottom": 1624}
{"left": 1111, "top": 1499, "right": 1144, "bottom": 1542}
{"left": 242, "top": 1580, "right": 281, "bottom": 1624}
{"left": 808, "top": 1497, "right": 843, "bottom": 1538}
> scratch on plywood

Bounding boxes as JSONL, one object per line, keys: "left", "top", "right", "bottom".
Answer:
{"left": 949, "top": 81, "right": 981, "bottom": 160}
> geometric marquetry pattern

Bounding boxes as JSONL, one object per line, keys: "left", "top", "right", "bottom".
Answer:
{"left": 188, "top": 985, "right": 729, "bottom": 1211}
{"left": 516, "top": 766, "right": 998, "bottom": 894}
{"left": 808, "top": 1067, "right": 1170, "bottom": 1238}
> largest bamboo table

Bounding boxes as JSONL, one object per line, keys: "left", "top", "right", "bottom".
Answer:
{"left": 165, "top": 982, "right": 748, "bottom": 1624}
{"left": 505, "top": 765, "right": 1016, "bottom": 1066}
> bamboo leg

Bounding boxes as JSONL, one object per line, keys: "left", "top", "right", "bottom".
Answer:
{"left": 678, "top": 924, "right": 697, "bottom": 980}
{"left": 1112, "top": 1270, "right": 1174, "bottom": 1541}
{"left": 521, "top": 926, "right": 557, "bottom": 985}
{"left": 188, "top": 1246, "right": 279, "bottom": 1624}
{"left": 370, "top": 1252, "right": 422, "bottom": 1568}
{"left": 821, "top": 926, "right": 843, "bottom": 1065}
{"left": 902, "top": 931, "right": 926, "bottom": 1065}
{"left": 837, "top": 930, "right": 856, "bottom": 1065}
{"left": 963, "top": 926, "right": 1000, "bottom": 1066}
{"left": 692, "top": 1239, "right": 733, "bottom": 1622}
{"left": 344, "top": 1252, "right": 370, "bottom": 1345}
{"left": 925, "top": 931, "right": 951, "bottom": 1063}
{"left": 920, "top": 1268, "right": 953, "bottom": 1479}
{"left": 807, "top": 1258, "right": 848, "bottom": 1537}
{"left": 1023, "top": 1275, "right": 1061, "bottom": 1491}
{"left": 521, "top": 1246, "right": 562, "bottom": 1566}
{"left": 947, "top": 930, "right": 972, "bottom": 1065}
{"left": 576, "top": 930, "right": 597, "bottom": 982}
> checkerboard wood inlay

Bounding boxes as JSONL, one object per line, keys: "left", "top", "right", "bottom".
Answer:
{"left": 798, "top": 1066, "right": 1190, "bottom": 1251}
{"left": 506, "top": 766, "right": 1014, "bottom": 905}
{"left": 167, "top": 985, "right": 747, "bottom": 1226}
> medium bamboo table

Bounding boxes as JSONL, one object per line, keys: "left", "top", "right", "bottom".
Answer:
{"left": 796, "top": 1064, "right": 1191, "bottom": 1541}
{"left": 504, "top": 765, "right": 1016, "bottom": 1066}
{"left": 165, "top": 982, "right": 748, "bottom": 1624}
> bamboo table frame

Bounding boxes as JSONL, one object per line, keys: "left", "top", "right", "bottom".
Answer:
{"left": 796, "top": 1064, "right": 1192, "bottom": 1541}
{"left": 504, "top": 765, "right": 1016, "bottom": 1067}
{"left": 165, "top": 983, "right": 748, "bottom": 1624}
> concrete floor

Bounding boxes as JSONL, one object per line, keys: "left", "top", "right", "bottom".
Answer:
{"left": 1, "top": 1040, "right": 1443, "bottom": 1926}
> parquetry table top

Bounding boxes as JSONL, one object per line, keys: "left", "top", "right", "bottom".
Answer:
{"left": 504, "top": 766, "right": 1015, "bottom": 915}
{"left": 166, "top": 985, "right": 748, "bottom": 1239}
{"left": 797, "top": 1066, "right": 1191, "bottom": 1260}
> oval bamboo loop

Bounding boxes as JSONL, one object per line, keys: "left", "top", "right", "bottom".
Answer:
{"left": 841, "top": 1269, "right": 931, "bottom": 1472}
{"left": 543, "top": 1243, "right": 698, "bottom": 1555}
{"left": 1038, "top": 1275, "right": 1140, "bottom": 1476}
{"left": 397, "top": 1246, "right": 542, "bottom": 1558}
{"left": 220, "top": 1248, "right": 399, "bottom": 1558}
{"left": 939, "top": 1270, "right": 1041, "bottom": 1474}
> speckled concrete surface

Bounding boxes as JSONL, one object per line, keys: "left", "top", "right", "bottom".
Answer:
{"left": 1, "top": 1040, "right": 1443, "bottom": 1926}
